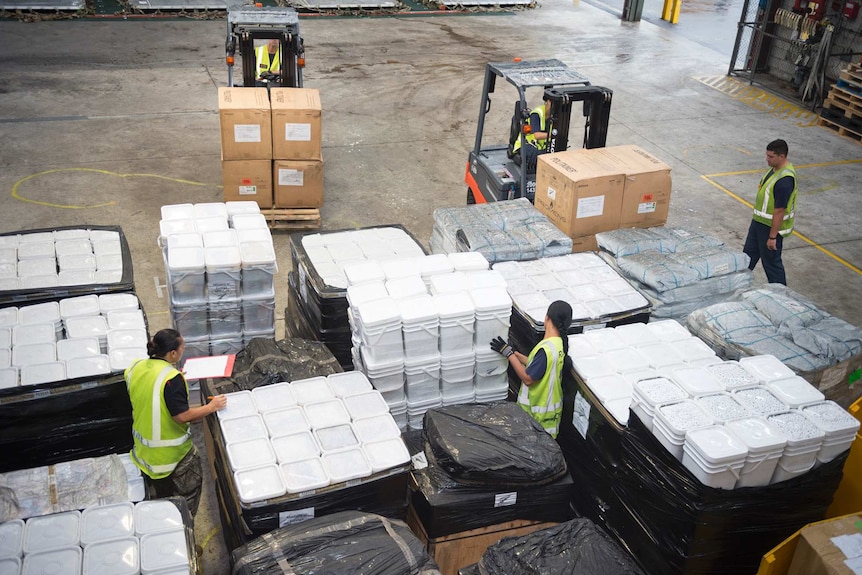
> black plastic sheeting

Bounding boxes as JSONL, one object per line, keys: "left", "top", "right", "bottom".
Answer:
{"left": 606, "top": 414, "right": 848, "bottom": 575}
{"left": 286, "top": 272, "right": 353, "bottom": 371}
{"left": 0, "top": 374, "right": 133, "bottom": 473}
{"left": 422, "top": 403, "right": 567, "bottom": 486}
{"left": 476, "top": 518, "right": 645, "bottom": 575}
{"left": 204, "top": 337, "right": 342, "bottom": 394}
{"left": 231, "top": 511, "right": 440, "bottom": 575}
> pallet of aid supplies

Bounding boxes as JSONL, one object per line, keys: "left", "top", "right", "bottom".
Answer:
{"left": 260, "top": 207, "right": 321, "bottom": 231}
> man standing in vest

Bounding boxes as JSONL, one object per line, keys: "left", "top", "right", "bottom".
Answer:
{"left": 255, "top": 39, "right": 281, "bottom": 83}
{"left": 126, "top": 329, "right": 227, "bottom": 515}
{"left": 743, "top": 139, "right": 798, "bottom": 285}
{"left": 511, "top": 95, "right": 552, "bottom": 173}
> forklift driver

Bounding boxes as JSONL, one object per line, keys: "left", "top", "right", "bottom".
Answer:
{"left": 255, "top": 39, "right": 281, "bottom": 84}
{"left": 511, "top": 94, "right": 552, "bottom": 173}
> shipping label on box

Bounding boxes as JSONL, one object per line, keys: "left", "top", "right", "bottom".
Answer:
{"left": 218, "top": 87, "right": 272, "bottom": 160}
{"left": 273, "top": 159, "right": 323, "bottom": 208}
{"left": 221, "top": 159, "right": 273, "bottom": 208}
{"left": 788, "top": 515, "right": 862, "bottom": 575}
{"left": 270, "top": 88, "right": 322, "bottom": 161}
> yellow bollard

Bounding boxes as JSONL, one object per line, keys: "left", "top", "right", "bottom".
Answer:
{"left": 670, "top": 0, "right": 681, "bottom": 23}
{"left": 661, "top": 0, "right": 672, "bottom": 20}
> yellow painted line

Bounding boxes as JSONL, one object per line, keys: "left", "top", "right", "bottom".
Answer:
{"left": 706, "top": 157, "right": 862, "bottom": 178}
{"left": 11, "top": 167, "right": 221, "bottom": 209}
{"left": 200, "top": 526, "right": 219, "bottom": 552}
{"left": 693, "top": 75, "right": 818, "bottom": 125}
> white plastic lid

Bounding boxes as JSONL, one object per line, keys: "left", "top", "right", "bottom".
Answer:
{"left": 13, "top": 343, "right": 57, "bottom": 367}
{"left": 726, "top": 417, "right": 788, "bottom": 452}
{"left": 88, "top": 230, "right": 120, "bottom": 243}
{"left": 0, "top": 308, "right": 18, "bottom": 328}
{"left": 17, "top": 242, "right": 55, "bottom": 260}
{"left": 585, "top": 374, "right": 633, "bottom": 403}
{"left": 194, "top": 216, "right": 229, "bottom": 233}
{"left": 290, "top": 377, "right": 334, "bottom": 405}
{"left": 134, "top": 501, "right": 183, "bottom": 535}
{"left": 656, "top": 400, "right": 713, "bottom": 434}
{"left": 194, "top": 202, "right": 228, "bottom": 220}
{"left": 55, "top": 239, "right": 92, "bottom": 257}
{"left": 166, "top": 233, "right": 203, "bottom": 249}
{"left": 572, "top": 355, "right": 615, "bottom": 381}
{"left": 239, "top": 241, "right": 276, "bottom": 269}
{"left": 686, "top": 426, "right": 748, "bottom": 463}
{"left": 19, "top": 302, "right": 60, "bottom": 326}
{"left": 355, "top": 298, "right": 401, "bottom": 328}
{"left": 65, "top": 316, "right": 109, "bottom": 339}
{"left": 0, "top": 519, "right": 24, "bottom": 559}
{"left": 83, "top": 537, "right": 138, "bottom": 575}
{"left": 433, "top": 292, "right": 475, "bottom": 319}
{"left": 603, "top": 347, "right": 650, "bottom": 374}
{"left": 233, "top": 465, "right": 286, "bottom": 504}
{"left": 160, "top": 204, "right": 195, "bottom": 220}
{"left": 22, "top": 547, "right": 81, "bottom": 575}
{"left": 225, "top": 201, "right": 261, "bottom": 216}
{"left": 363, "top": 438, "right": 411, "bottom": 473}
{"left": 58, "top": 253, "right": 97, "bottom": 272}
{"left": 231, "top": 213, "right": 268, "bottom": 230}
{"left": 314, "top": 424, "right": 360, "bottom": 452}
{"left": 766, "top": 411, "right": 825, "bottom": 442}
{"left": 139, "top": 528, "right": 188, "bottom": 573}
{"left": 322, "top": 447, "right": 372, "bottom": 484}
{"left": 670, "top": 367, "right": 724, "bottom": 396}
{"left": 767, "top": 376, "right": 825, "bottom": 407}
{"left": 706, "top": 361, "right": 759, "bottom": 390}
{"left": 385, "top": 276, "right": 427, "bottom": 300}
{"left": 346, "top": 282, "right": 388, "bottom": 309}
{"left": 327, "top": 372, "right": 373, "bottom": 397}
{"left": 263, "top": 407, "right": 310, "bottom": 438}
{"left": 91, "top": 249, "right": 122, "bottom": 267}
{"left": 167, "top": 246, "right": 205, "bottom": 272}
{"left": 271, "top": 431, "right": 320, "bottom": 464}
{"left": 582, "top": 329, "right": 628, "bottom": 352}
{"left": 202, "top": 229, "right": 238, "bottom": 248}
{"left": 343, "top": 260, "right": 386, "bottom": 286}
{"left": 447, "top": 252, "right": 489, "bottom": 272}
{"left": 469, "top": 287, "right": 512, "bottom": 313}
{"left": 397, "top": 294, "right": 438, "bottom": 325}
{"left": 567, "top": 335, "right": 596, "bottom": 359}
{"left": 221, "top": 414, "right": 268, "bottom": 444}
{"left": 13, "top": 323, "right": 56, "bottom": 346}
{"left": 0, "top": 349, "right": 9, "bottom": 370}
{"left": 672, "top": 337, "right": 717, "bottom": 362}
{"left": 205, "top": 245, "right": 241, "bottom": 269}
{"left": 215, "top": 390, "right": 257, "bottom": 420}
{"left": 739, "top": 355, "right": 795, "bottom": 383}
{"left": 732, "top": 386, "right": 788, "bottom": 415}
{"left": 342, "top": 391, "right": 390, "bottom": 421}
{"left": 59, "top": 295, "right": 101, "bottom": 319}
{"left": 227, "top": 437, "right": 277, "bottom": 471}
{"left": 801, "top": 401, "right": 862, "bottom": 434}
{"left": 464, "top": 271, "right": 506, "bottom": 292}
{"left": 107, "top": 330, "right": 148, "bottom": 350}
{"left": 281, "top": 458, "right": 330, "bottom": 494}
{"left": 80, "top": 502, "right": 135, "bottom": 546}
{"left": 18, "top": 232, "right": 54, "bottom": 244}
{"left": 304, "top": 399, "right": 351, "bottom": 429}
{"left": 645, "top": 320, "right": 691, "bottom": 342}
{"left": 695, "top": 392, "right": 751, "bottom": 422}
{"left": 352, "top": 414, "right": 402, "bottom": 444}
{"left": 54, "top": 229, "right": 90, "bottom": 241}
{"left": 380, "top": 258, "right": 420, "bottom": 281}
{"left": 23, "top": 511, "right": 81, "bottom": 553}
{"left": 109, "top": 348, "right": 148, "bottom": 371}
{"left": 236, "top": 229, "right": 272, "bottom": 245}
{"left": 416, "top": 253, "right": 454, "bottom": 277}
{"left": 21, "top": 362, "right": 65, "bottom": 386}
{"left": 605, "top": 398, "right": 631, "bottom": 425}
{"left": 98, "top": 294, "right": 139, "bottom": 314}
{"left": 0, "top": 557, "right": 19, "bottom": 575}
{"left": 67, "top": 355, "right": 111, "bottom": 378}
{"left": 429, "top": 272, "right": 469, "bottom": 295}
{"left": 17, "top": 259, "right": 56, "bottom": 278}
{"left": 633, "top": 377, "right": 688, "bottom": 406}
{"left": 637, "top": 342, "right": 684, "bottom": 369}
{"left": 251, "top": 383, "right": 296, "bottom": 413}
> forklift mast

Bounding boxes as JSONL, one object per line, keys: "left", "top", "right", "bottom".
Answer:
{"left": 226, "top": 6, "right": 305, "bottom": 88}
{"left": 543, "top": 85, "right": 613, "bottom": 154}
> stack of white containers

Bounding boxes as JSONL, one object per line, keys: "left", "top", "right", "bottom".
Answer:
{"left": 215, "top": 372, "right": 410, "bottom": 504}
{"left": 0, "top": 229, "right": 124, "bottom": 292}
{"left": 0, "top": 294, "right": 147, "bottom": 389}
{"left": 344, "top": 252, "right": 512, "bottom": 430}
{"left": 572, "top": 321, "right": 860, "bottom": 489}
{"left": 160, "top": 202, "right": 277, "bottom": 362}
{"left": 0, "top": 500, "right": 193, "bottom": 575}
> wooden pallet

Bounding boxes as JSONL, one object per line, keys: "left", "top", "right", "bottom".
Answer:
{"left": 260, "top": 207, "right": 321, "bottom": 231}
{"left": 818, "top": 117, "right": 862, "bottom": 144}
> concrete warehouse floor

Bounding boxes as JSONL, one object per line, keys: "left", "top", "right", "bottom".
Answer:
{"left": 1, "top": 2, "right": 861, "bottom": 573}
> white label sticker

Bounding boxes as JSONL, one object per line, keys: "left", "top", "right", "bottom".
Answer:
{"left": 637, "top": 201, "right": 657, "bottom": 214}
{"left": 279, "top": 507, "right": 314, "bottom": 527}
{"left": 576, "top": 195, "right": 605, "bottom": 219}
{"left": 546, "top": 185, "right": 557, "bottom": 201}
{"left": 278, "top": 169, "right": 304, "bottom": 187}
{"left": 844, "top": 557, "right": 862, "bottom": 575}
{"left": 573, "top": 391, "right": 591, "bottom": 439}
{"left": 234, "top": 124, "right": 261, "bottom": 143}
{"left": 238, "top": 185, "right": 257, "bottom": 196}
{"left": 832, "top": 533, "right": 862, "bottom": 558}
{"left": 712, "top": 263, "right": 730, "bottom": 275}
{"left": 411, "top": 451, "right": 428, "bottom": 470}
{"left": 285, "top": 123, "right": 312, "bottom": 142}
{"left": 494, "top": 492, "right": 517, "bottom": 507}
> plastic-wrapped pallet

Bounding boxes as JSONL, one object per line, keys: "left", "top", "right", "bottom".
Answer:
{"left": 430, "top": 198, "right": 572, "bottom": 264}
{"left": 231, "top": 511, "right": 441, "bottom": 575}
{"left": 686, "top": 284, "right": 862, "bottom": 407}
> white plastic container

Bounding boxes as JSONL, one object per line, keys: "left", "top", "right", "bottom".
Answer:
{"left": 109, "top": 349, "right": 147, "bottom": 372}
{"left": 447, "top": 252, "right": 489, "bottom": 272}
{"left": 281, "top": 457, "right": 330, "bottom": 494}
{"left": 440, "top": 350, "right": 475, "bottom": 386}
{"left": 23, "top": 511, "right": 81, "bottom": 553}
{"left": 65, "top": 315, "right": 108, "bottom": 342}
{"left": 602, "top": 347, "right": 650, "bottom": 374}
{"left": 682, "top": 426, "right": 747, "bottom": 490}
{"left": 220, "top": 414, "right": 268, "bottom": 443}
{"left": 352, "top": 414, "right": 402, "bottom": 444}
{"left": 21, "top": 362, "right": 65, "bottom": 386}
{"left": 55, "top": 239, "right": 92, "bottom": 258}
{"left": 571, "top": 355, "right": 616, "bottom": 382}
{"left": 428, "top": 273, "right": 469, "bottom": 296}
{"left": 670, "top": 366, "right": 724, "bottom": 397}
{"left": 342, "top": 391, "right": 390, "bottom": 421}
{"left": 582, "top": 328, "right": 628, "bottom": 352}
{"left": 0, "top": 368, "right": 17, "bottom": 389}
{"left": 216, "top": 390, "right": 257, "bottom": 420}
{"left": 195, "top": 201, "right": 228, "bottom": 221}
{"left": 82, "top": 537, "right": 138, "bottom": 575}
{"left": 271, "top": 431, "right": 320, "bottom": 464}
{"left": 205, "top": 246, "right": 242, "bottom": 302}
{"left": 202, "top": 230, "right": 238, "bottom": 249}
{"left": 251, "top": 383, "right": 296, "bottom": 413}
{"left": 263, "top": 407, "right": 310, "bottom": 438}
{"left": 645, "top": 320, "right": 691, "bottom": 342}
{"left": 171, "top": 301, "right": 208, "bottom": 339}
{"left": 0, "top": 520, "right": 24, "bottom": 559}
{"left": 767, "top": 411, "right": 826, "bottom": 483}
{"left": 0, "top": 557, "right": 19, "bottom": 575}
{"left": 766, "top": 376, "right": 825, "bottom": 408}
{"left": 22, "top": 547, "right": 81, "bottom": 575}
{"left": 739, "top": 355, "right": 795, "bottom": 383}
{"left": 585, "top": 374, "right": 633, "bottom": 406}
{"left": 706, "top": 361, "right": 759, "bottom": 390}
{"left": 399, "top": 295, "right": 439, "bottom": 360}
{"left": 385, "top": 276, "right": 427, "bottom": 300}
{"left": 363, "top": 438, "right": 411, "bottom": 473}
{"left": 240, "top": 241, "right": 277, "bottom": 299}
{"left": 672, "top": 337, "right": 718, "bottom": 364}
{"left": 726, "top": 417, "right": 787, "bottom": 488}
{"left": 0, "top": 308, "right": 18, "bottom": 329}
{"left": 695, "top": 392, "right": 751, "bottom": 423}
{"left": 208, "top": 301, "right": 242, "bottom": 338}
{"left": 67, "top": 355, "right": 111, "bottom": 379}
{"left": 12, "top": 343, "right": 57, "bottom": 368}
{"left": 17, "top": 242, "right": 55, "bottom": 261}
{"left": 652, "top": 400, "right": 713, "bottom": 460}
{"left": 231, "top": 213, "right": 269, "bottom": 231}
{"left": 343, "top": 260, "right": 385, "bottom": 286}
{"left": 465, "top": 270, "right": 506, "bottom": 291}
{"left": 290, "top": 377, "right": 334, "bottom": 405}
{"left": 226, "top": 201, "right": 261, "bottom": 217}
{"left": 470, "top": 287, "right": 512, "bottom": 347}
{"left": 233, "top": 465, "right": 286, "bottom": 504}
{"left": 98, "top": 294, "right": 139, "bottom": 314}
{"left": 19, "top": 302, "right": 61, "bottom": 327}
{"left": 732, "top": 386, "right": 788, "bottom": 416}
{"left": 161, "top": 204, "right": 195, "bottom": 220}
{"left": 314, "top": 423, "right": 360, "bottom": 452}
{"left": 801, "top": 400, "right": 861, "bottom": 463}
{"left": 107, "top": 330, "right": 148, "bottom": 352}
{"left": 129, "top": 475, "right": 145, "bottom": 503}
{"left": 434, "top": 292, "right": 475, "bottom": 357}
{"left": 13, "top": 323, "right": 56, "bottom": 347}
{"left": 321, "top": 447, "right": 372, "bottom": 484}
{"left": 346, "top": 282, "right": 388, "bottom": 310}
{"left": 139, "top": 528, "right": 188, "bottom": 574}
{"left": 327, "top": 371, "right": 373, "bottom": 397}
{"left": 304, "top": 399, "right": 351, "bottom": 429}
{"left": 360, "top": 349, "right": 404, "bottom": 394}
{"left": 474, "top": 347, "right": 507, "bottom": 392}
{"left": 226, "top": 437, "right": 277, "bottom": 471}
{"left": 636, "top": 342, "right": 685, "bottom": 370}
{"left": 134, "top": 500, "right": 183, "bottom": 535}
{"left": 18, "top": 258, "right": 57, "bottom": 278}
{"left": 241, "top": 297, "right": 275, "bottom": 334}
{"left": 355, "top": 298, "right": 403, "bottom": 363}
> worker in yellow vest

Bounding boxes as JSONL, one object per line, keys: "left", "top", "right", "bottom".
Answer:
{"left": 490, "top": 301, "right": 572, "bottom": 438}
{"left": 511, "top": 95, "right": 552, "bottom": 173}
{"left": 125, "top": 329, "right": 227, "bottom": 515}
{"left": 743, "top": 139, "right": 798, "bottom": 285}
{"left": 255, "top": 39, "right": 281, "bottom": 83}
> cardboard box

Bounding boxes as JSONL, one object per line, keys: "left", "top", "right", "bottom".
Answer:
{"left": 270, "top": 88, "right": 322, "bottom": 161}
{"left": 273, "top": 159, "right": 323, "bottom": 208}
{"left": 788, "top": 514, "right": 862, "bottom": 575}
{"left": 218, "top": 87, "right": 272, "bottom": 160}
{"left": 534, "top": 150, "right": 625, "bottom": 237}
{"left": 592, "top": 145, "right": 672, "bottom": 228}
{"left": 570, "top": 234, "right": 598, "bottom": 253}
{"left": 221, "top": 159, "right": 273, "bottom": 208}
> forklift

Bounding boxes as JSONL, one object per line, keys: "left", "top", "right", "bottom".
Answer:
{"left": 465, "top": 59, "right": 613, "bottom": 204}
{"left": 225, "top": 5, "right": 306, "bottom": 88}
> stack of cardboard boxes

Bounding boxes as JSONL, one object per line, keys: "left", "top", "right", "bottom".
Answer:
{"left": 219, "top": 87, "right": 323, "bottom": 210}
{"left": 534, "top": 144, "right": 672, "bottom": 252}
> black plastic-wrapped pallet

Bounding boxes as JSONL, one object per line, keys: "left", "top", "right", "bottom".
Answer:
{"left": 0, "top": 225, "right": 135, "bottom": 306}
{"left": 286, "top": 272, "right": 353, "bottom": 370}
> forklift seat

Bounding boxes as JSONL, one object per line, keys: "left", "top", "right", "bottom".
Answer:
{"left": 507, "top": 100, "right": 523, "bottom": 163}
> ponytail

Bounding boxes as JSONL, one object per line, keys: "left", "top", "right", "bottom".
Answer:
{"left": 546, "top": 300, "right": 574, "bottom": 372}
{"left": 147, "top": 328, "right": 182, "bottom": 359}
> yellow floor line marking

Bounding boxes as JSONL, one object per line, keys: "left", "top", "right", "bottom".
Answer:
{"left": 201, "top": 526, "right": 219, "bottom": 552}
{"left": 701, "top": 159, "right": 862, "bottom": 276}
{"left": 11, "top": 167, "right": 221, "bottom": 209}
{"left": 693, "top": 75, "right": 818, "bottom": 126}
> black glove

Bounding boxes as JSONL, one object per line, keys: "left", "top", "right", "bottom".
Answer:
{"left": 490, "top": 336, "right": 514, "bottom": 358}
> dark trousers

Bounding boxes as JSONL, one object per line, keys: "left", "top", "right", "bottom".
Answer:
{"left": 743, "top": 220, "right": 786, "bottom": 285}
{"left": 145, "top": 446, "right": 203, "bottom": 516}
